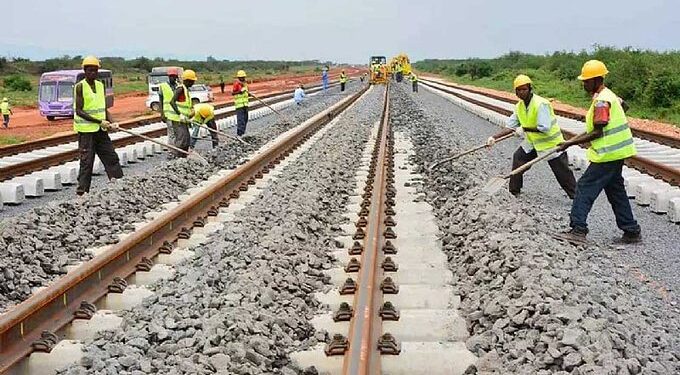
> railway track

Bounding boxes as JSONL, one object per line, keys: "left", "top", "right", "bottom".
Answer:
{"left": 419, "top": 78, "right": 680, "bottom": 221}
{"left": 0, "top": 83, "right": 368, "bottom": 373}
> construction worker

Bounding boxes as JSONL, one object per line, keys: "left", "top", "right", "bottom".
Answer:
{"left": 554, "top": 60, "right": 641, "bottom": 244}
{"left": 73, "top": 56, "right": 123, "bottom": 196}
{"left": 232, "top": 70, "right": 249, "bottom": 137}
{"left": 487, "top": 74, "right": 576, "bottom": 198}
{"left": 219, "top": 75, "right": 225, "bottom": 94}
{"left": 410, "top": 73, "right": 418, "bottom": 92}
{"left": 158, "top": 67, "right": 180, "bottom": 145}
{"left": 168, "top": 69, "right": 197, "bottom": 157}
{"left": 0, "top": 98, "right": 12, "bottom": 128}
{"left": 322, "top": 66, "right": 329, "bottom": 92}
{"left": 294, "top": 84, "right": 305, "bottom": 106}
{"left": 190, "top": 103, "right": 218, "bottom": 149}
{"left": 340, "top": 70, "right": 348, "bottom": 92}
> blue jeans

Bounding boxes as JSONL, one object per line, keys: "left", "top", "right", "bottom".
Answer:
{"left": 236, "top": 107, "right": 248, "bottom": 136}
{"left": 322, "top": 78, "right": 329, "bottom": 91}
{"left": 570, "top": 159, "right": 640, "bottom": 234}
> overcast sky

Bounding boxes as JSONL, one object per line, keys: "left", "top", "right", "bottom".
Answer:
{"left": 2, "top": 0, "right": 678, "bottom": 63}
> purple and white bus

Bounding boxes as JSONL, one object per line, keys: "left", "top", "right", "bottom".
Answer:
{"left": 38, "top": 70, "right": 114, "bottom": 120}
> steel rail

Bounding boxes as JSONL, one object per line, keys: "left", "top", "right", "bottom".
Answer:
{"left": 420, "top": 80, "right": 680, "bottom": 187}
{"left": 0, "top": 84, "right": 369, "bottom": 373}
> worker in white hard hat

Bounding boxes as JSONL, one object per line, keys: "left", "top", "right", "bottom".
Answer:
{"left": 73, "top": 55, "right": 123, "bottom": 196}
{"left": 232, "top": 70, "right": 249, "bottom": 136}
{"left": 486, "top": 74, "right": 575, "bottom": 198}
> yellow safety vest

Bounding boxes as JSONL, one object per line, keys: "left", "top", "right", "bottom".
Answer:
{"left": 159, "top": 82, "right": 177, "bottom": 121}
{"left": 0, "top": 101, "right": 10, "bottom": 115}
{"left": 192, "top": 103, "right": 214, "bottom": 124}
{"left": 410, "top": 74, "right": 418, "bottom": 82}
{"left": 234, "top": 82, "right": 249, "bottom": 109}
{"left": 73, "top": 80, "right": 106, "bottom": 133}
{"left": 515, "top": 94, "right": 564, "bottom": 152}
{"left": 340, "top": 73, "right": 347, "bottom": 83}
{"left": 585, "top": 88, "right": 636, "bottom": 163}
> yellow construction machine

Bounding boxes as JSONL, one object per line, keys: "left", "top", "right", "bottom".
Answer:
{"left": 369, "top": 56, "right": 388, "bottom": 84}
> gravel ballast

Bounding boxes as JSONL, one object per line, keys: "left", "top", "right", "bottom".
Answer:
{"left": 59, "top": 86, "right": 385, "bottom": 375}
{"left": 0, "top": 83, "right": 363, "bottom": 313}
{"left": 389, "top": 82, "right": 679, "bottom": 374}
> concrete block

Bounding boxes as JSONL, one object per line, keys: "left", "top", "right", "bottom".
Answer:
{"left": 0, "top": 182, "right": 26, "bottom": 204}
{"left": 92, "top": 157, "right": 104, "bottom": 175}
{"left": 634, "top": 181, "right": 669, "bottom": 206}
{"left": 124, "top": 145, "right": 139, "bottom": 162}
{"left": 35, "top": 170, "right": 63, "bottom": 191}
{"left": 134, "top": 143, "right": 148, "bottom": 160}
{"left": 668, "top": 197, "right": 680, "bottom": 223}
{"left": 143, "top": 141, "right": 156, "bottom": 156}
{"left": 116, "top": 149, "right": 129, "bottom": 166}
{"left": 51, "top": 165, "right": 78, "bottom": 185}
{"left": 12, "top": 176, "right": 45, "bottom": 197}
{"left": 650, "top": 188, "right": 680, "bottom": 214}
{"left": 625, "top": 176, "right": 655, "bottom": 198}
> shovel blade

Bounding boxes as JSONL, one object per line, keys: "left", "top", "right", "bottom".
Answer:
{"left": 481, "top": 176, "right": 507, "bottom": 195}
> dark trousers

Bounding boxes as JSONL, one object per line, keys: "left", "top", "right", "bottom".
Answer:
{"left": 172, "top": 121, "right": 190, "bottom": 157}
{"left": 412, "top": 82, "right": 418, "bottom": 92}
{"left": 570, "top": 159, "right": 640, "bottom": 234}
{"left": 340, "top": 82, "right": 346, "bottom": 91}
{"left": 220, "top": 83, "right": 225, "bottom": 93}
{"left": 2, "top": 114, "right": 9, "bottom": 128}
{"left": 236, "top": 107, "right": 249, "bottom": 136}
{"left": 510, "top": 147, "right": 576, "bottom": 198}
{"left": 77, "top": 130, "right": 123, "bottom": 194}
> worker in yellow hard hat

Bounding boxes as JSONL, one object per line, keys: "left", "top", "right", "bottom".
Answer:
{"left": 232, "top": 70, "right": 249, "bottom": 136}
{"left": 0, "top": 97, "right": 13, "bottom": 129}
{"left": 189, "top": 103, "right": 219, "bottom": 149}
{"left": 553, "top": 60, "right": 640, "bottom": 245}
{"left": 168, "top": 69, "right": 197, "bottom": 157}
{"left": 486, "top": 74, "right": 575, "bottom": 198}
{"left": 73, "top": 55, "right": 123, "bottom": 196}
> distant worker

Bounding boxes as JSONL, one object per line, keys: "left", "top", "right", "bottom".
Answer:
{"left": 294, "top": 84, "right": 306, "bottom": 106}
{"left": 73, "top": 56, "right": 123, "bottom": 196}
{"left": 158, "top": 67, "right": 180, "bottom": 145}
{"left": 232, "top": 70, "right": 249, "bottom": 137}
{"left": 0, "top": 98, "right": 13, "bottom": 129}
{"left": 190, "top": 103, "right": 218, "bottom": 149}
{"left": 410, "top": 73, "right": 418, "bottom": 92}
{"left": 555, "top": 60, "right": 641, "bottom": 244}
{"left": 169, "top": 69, "right": 197, "bottom": 157}
{"left": 322, "top": 66, "right": 329, "bottom": 92}
{"left": 340, "top": 70, "right": 348, "bottom": 92}
{"left": 486, "top": 74, "right": 575, "bottom": 198}
{"left": 219, "top": 75, "right": 225, "bottom": 93}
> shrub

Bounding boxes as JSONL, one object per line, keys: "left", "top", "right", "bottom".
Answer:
{"left": 644, "top": 70, "right": 680, "bottom": 108}
{"left": 3, "top": 75, "right": 32, "bottom": 91}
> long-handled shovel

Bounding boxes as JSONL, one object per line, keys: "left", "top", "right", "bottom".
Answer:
{"left": 191, "top": 122, "right": 250, "bottom": 146}
{"left": 429, "top": 133, "right": 514, "bottom": 171}
{"left": 481, "top": 148, "right": 560, "bottom": 195}
{"left": 112, "top": 124, "right": 209, "bottom": 164}
{"left": 248, "top": 92, "right": 294, "bottom": 125}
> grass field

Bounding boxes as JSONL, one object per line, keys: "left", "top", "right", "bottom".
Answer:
{"left": 0, "top": 134, "right": 28, "bottom": 145}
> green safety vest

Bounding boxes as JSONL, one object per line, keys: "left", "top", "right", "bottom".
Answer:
{"left": 192, "top": 103, "right": 214, "bottom": 124}
{"left": 73, "top": 80, "right": 106, "bottom": 133}
{"left": 585, "top": 87, "right": 636, "bottom": 163}
{"left": 515, "top": 94, "right": 564, "bottom": 152}
{"left": 0, "top": 101, "right": 10, "bottom": 115}
{"left": 340, "top": 73, "right": 347, "bottom": 83}
{"left": 234, "top": 82, "right": 249, "bottom": 109}
{"left": 159, "top": 82, "right": 177, "bottom": 121}
{"left": 410, "top": 74, "right": 418, "bottom": 82}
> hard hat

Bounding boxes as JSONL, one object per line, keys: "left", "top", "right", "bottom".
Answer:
{"left": 198, "top": 104, "right": 214, "bottom": 118}
{"left": 513, "top": 74, "right": 532, "bottom": 89}
{"left": 236, "top": 70, "right": 247, "bottom": 78}
{"left": 167, "top": 67, "right": 179, "bottom": 76}
{"left": 182, "top": 69, "right": 197, "bottom": 81}
{"left": 82, "top": 55, "right": 101, "bottom": 68}
{"left": 2, "top": 97, "right": 7, "bottom": 102}
{"left": 578, "top": 60, "right": 609, "bottom": 81}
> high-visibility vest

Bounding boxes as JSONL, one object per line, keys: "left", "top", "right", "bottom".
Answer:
{"left": 234, "top": 81, "right": 249, "bottom": 109}
{"left": 159, "top": 82, "right": 178, "bottom": 121}
{"left": 340, "top": 73, "right": 347, "bottom": 83}
{"left": 585, "top": 87, "right": 636, "bottom": 163}
{"left": 192, "top": 103, "right": 214, "bottom": 124}
{"left": 0, "top": 101, "right": 10, "bottom": 115}
{"left": 515, "top": 94, "right": 564, "bottom": 152}
{"left": 73, "top": 80, "right": 106, "bottom": 133}
{"left": 410, "top": 74, "right": 418, "bottom": 82}
{"left": 176, "top": 84, "right": 193, "bottom": 120}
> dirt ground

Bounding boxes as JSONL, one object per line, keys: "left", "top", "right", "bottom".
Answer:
{"left": 0, "top": 68, "right": 361, "bottom": 143}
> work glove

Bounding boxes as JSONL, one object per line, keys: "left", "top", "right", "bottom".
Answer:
{"left": 110, "top": 122, "right": 120, "bottom": 130}
{"left": 486, "top": 136, "right": 496, "bottom": 147}
{"left": 179, "top": 114, "right": 189, "bottom": 123}
{"left": 100, "top": 120, "right": 111, "bottom": 131}
{"left": 515, "top": 127, "right": 525, "bottom": 137}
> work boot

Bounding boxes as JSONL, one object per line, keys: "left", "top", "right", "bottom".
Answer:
{"left": 553, "top": 228, "right": 588, "bottom": 246}
{"left": 614, "top": 231, "right": 642, "bottom": 244}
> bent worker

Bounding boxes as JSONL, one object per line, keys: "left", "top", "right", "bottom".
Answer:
{"left": 555, "top": 60, "right": 641, "bottom": 244}
{"left": 0, "top": 98, "right": 12, "bottom": 128}
{"left": 158, "top": 67, "right": 180, "bottom": 145}
{"left": 190, "top": 103, "right": 218, "bottom": 149}
{"left": 487, "top": 75, "right": 576, "bottom": 198}
{"left": 294, "top": 84, "right": 305, "bottom": 106}
{"left": 169, "top": 69, "right": 197, "bottom": 157}
{"left": 340, "top": 70, "right": 348, "bottom": 92}
{"left": 232, "top": 70, "right": 249, "bottom": 137}
{"left": 410, "top": 73, "right": 418, "bottom": 93}
{"left": 73, "top": 56, "right": 123, "bottom": 196}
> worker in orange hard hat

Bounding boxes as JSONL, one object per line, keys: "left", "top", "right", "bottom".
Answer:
{"left": 554, "top": 60, "right": 640, "bottom": 245}
{"left": 487, "top": 74, "right": 575, "bottom": 198}
{"left": 232, "top": 70, "right": 249, "bottom": 136}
